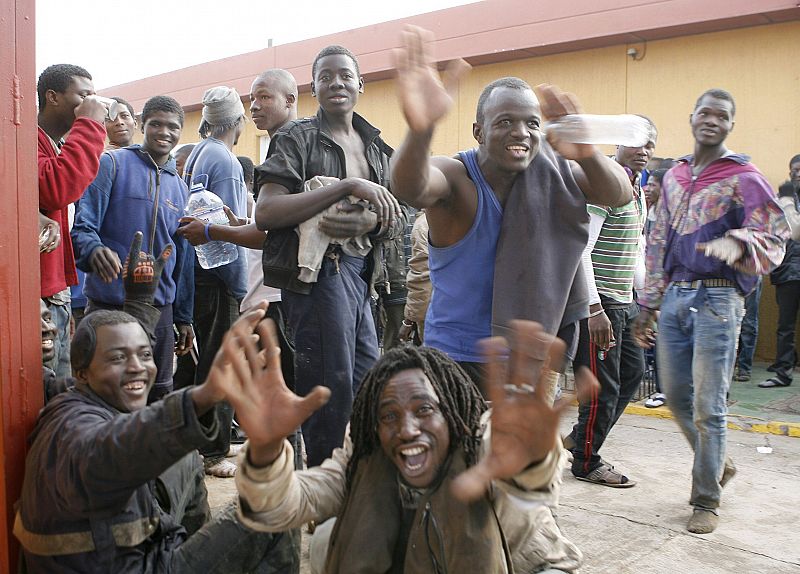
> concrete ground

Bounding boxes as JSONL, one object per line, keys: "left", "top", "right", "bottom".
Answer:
{"left": 206, "top": 406, "right": 800, "bottom": 573}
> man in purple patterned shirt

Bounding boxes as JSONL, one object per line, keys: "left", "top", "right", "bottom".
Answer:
{"left": 633, "top": 88, "right": 789, "bottom": 535}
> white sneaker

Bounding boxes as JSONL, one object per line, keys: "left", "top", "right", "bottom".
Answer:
{"left": 645, "top": 393, "right": 666, "bottom": 408}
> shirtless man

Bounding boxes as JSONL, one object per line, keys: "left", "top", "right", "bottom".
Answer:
{"left": 254, "top": 46, "right": 403, "bottom": 467}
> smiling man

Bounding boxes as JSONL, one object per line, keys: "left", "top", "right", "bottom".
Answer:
{"left": 564, "top": 121, "right": 656, "bottom": 487}
{"left": 634, "top": 88, "right": 789, "bottom": 534}
{"left": 253, "top": 46, "right": 404, "bottom": 469}
{"left": 390, "top": 27, "right": 632, "bottom": 392}
{"left": 227, "top": 316, "right": 584, "bottom": 573}
{"left": 16, "top": 299, "right": 299, "bottom": 573}
{"left": 105, "top": 97, "right": 137, "bottom": 149}
{"left": 72, "top": 95, "right": 195, "bottom": 404}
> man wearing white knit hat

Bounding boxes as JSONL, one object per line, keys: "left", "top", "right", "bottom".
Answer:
{"left": 178, "top": 86, "right": 249, "bottom": 477}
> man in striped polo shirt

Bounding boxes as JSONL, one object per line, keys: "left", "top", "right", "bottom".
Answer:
{"left": 566, "top": 120, "right": 656, "bottom": 487}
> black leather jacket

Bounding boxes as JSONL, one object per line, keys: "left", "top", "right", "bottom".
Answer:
{"left": 255, "top": 108, "right": 405, "bottom": 295}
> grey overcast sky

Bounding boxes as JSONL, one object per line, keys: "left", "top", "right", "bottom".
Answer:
{"left": 36, "top": 0, "right": 475, "bottom": 89}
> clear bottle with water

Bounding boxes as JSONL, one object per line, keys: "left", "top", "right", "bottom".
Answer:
{"left": 544, "top": 114, "right": 654, "bottom": 147}
{"left": 184, "top": 181, "right": 239, "bottom": 269}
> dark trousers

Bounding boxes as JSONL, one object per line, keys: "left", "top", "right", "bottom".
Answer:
{"left": 571, "top": 300, "right": 644, "bottom": 476}
{"left": 193, "top": 274, "right": 240, "bottom": 462}
{"left": 772, "top": 280, "right": 800, "bottom": 384}
{"left": 161, "top": 452, "right": 300, "bottom": 573}
{"left": 282, "top": 255, "right": 379, "bottom": 467}
{"left": 735, "top": 276, "right": 762, "bottom": 375}
{"left": 86, "top": 300, "right": 174, "bottom": 403}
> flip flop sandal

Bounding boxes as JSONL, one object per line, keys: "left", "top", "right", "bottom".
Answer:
{"left": 575, "top": 464, "right": 636, "bottom": 488}
{"left": 758, "top": 377, "right": 791, "bottom": 388}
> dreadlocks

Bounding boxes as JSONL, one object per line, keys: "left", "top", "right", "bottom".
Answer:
{"left": 346, "top": 345, "right": 488, "bottom": 489}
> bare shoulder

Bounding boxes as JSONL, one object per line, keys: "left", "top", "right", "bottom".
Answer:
{"left": 431, "top": 155, "right": 475, "bottom": 201}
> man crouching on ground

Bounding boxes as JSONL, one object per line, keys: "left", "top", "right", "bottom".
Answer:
{"left": 15, "top": 235, "right": 298, "bottom": 573}
{"left": 220, "top": 313, "right": 593, "bottom": 572}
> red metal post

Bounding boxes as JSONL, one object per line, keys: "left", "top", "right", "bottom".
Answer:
{"left": 0, "top": 0, "right": 42, "bottom": 568}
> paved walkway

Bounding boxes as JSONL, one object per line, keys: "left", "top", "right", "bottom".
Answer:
{"left": 626, "top": 361, "right": 800, "bottom": 437}
{"left": 205, "top": 405, "right": 800, "bottom": 573}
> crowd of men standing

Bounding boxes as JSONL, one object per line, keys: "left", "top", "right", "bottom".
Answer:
{"left": 22, "top": 24, "right": 798, "bottom": 573}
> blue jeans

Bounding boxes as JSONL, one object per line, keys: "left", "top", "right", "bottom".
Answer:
{"left": 45, "top": 300, "right": 72, "bottom": 380}
{"left": 657, "top": 284, "right": 744, "bottom": 510}
{"left": 735, "top": 276, "right": 762, "bottom": 375}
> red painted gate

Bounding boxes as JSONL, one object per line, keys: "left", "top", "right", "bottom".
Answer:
{"left": 0, "top": 0, "right": 44, "bottom": 568}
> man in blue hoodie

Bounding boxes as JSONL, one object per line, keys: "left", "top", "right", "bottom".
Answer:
{"left": 72, "top": 95, "right": 195, "bottom": 403}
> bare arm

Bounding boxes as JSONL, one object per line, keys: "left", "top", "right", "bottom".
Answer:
{"left": 256, "top": 179, "right": 398, "bottom": 232}
{"left": 571, "top": 154, "right": 632, "bottom": 207}
{"left": 391, "top": 130, "right": 453, "bottom": 209}
{"left": 390, "top": 26, "right": 471, "bottom": 209}
{"left": 178, "top": 218, "right": 267, "bottom": 250}
{"left": 534, "top": 84, "right": 632, "bottom": 207}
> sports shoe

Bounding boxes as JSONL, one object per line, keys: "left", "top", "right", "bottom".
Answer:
{"left": 645, "top": 393, "right": 666, "bottom": 408}
{"left": 732, "top": 371, "right": 751, "bottom": 382}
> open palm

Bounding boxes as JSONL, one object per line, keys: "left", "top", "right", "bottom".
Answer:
{"left": 453, "top": 321, "right": 597, "bottom": 501}
{"left": 208, "top": 304, "right": 330, "bottom": 463}
{"left": 394, "top": 26, "right": 470, "bottom": 133}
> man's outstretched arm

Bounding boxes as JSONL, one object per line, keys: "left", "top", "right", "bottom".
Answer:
{"left": 535, "top": 84, "right": 632, "bottom": 208}
{"left": 390, "top": 26, "right": 470, "bottom": 208}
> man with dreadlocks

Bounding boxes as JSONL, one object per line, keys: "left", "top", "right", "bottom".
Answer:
{"left": 220, "top": 313, "right": 584, "bottom": 573}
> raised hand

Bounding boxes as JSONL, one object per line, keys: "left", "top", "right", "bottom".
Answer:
{"left": 535, "top": 83, "right": 596, "bottom": 161}
{"left": 206, "top": 302, "right": 331, "bottom": 467}
{"left": 122, "top": 231, "right": 172, "bottom": 305}
{"left": 74, "top": 95, "right": 109, "bottom": 124}
{"left": 452, "top": 320, "right": 598, "bottom": 501}
{"left": 393, "top": 25, "right": 470, "bottom": 134}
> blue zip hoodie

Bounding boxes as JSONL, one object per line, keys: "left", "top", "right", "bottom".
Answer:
{"left": 71, "top": 146, "right": 194, "bottom": 324}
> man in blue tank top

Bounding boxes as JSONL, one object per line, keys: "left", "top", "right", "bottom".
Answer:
{"left": 391, "top": 27, "right": 633, "bottom": 393}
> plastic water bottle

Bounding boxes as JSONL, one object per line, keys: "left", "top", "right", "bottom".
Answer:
{"left": 544, "top": 114, "right": 654, "bottom": 147}
{"left": 184, "top": 182, "right": 239, "bottom": 269}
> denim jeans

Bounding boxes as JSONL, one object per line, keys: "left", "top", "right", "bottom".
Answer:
{"left": 735, "top": 276, "right": 762, "bottom": 375}
{"left": 657, "top": 284, "right": 744, "bottom": 510}
{"left": 282, "top": 254, "right": 379, "bottom": 467}
{"left": 45, "top": 299, "right": 72, "bottom": 379}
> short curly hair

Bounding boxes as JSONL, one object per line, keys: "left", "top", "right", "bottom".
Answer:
{"left": 37, "top": 64, "right": 92, "bottom": 110}
{"left": 141, "top": 95, "right": 185, "bottom": 127}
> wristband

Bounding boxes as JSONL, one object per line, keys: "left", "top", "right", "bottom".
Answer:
{"left": 402, "top": 319, "right": 415, "bottom": 328}
{"left": 588, "top": 308, "right": 605, "bottom": 318}
{"left": 204, "top": 223, "right": 212, "bottom": 242}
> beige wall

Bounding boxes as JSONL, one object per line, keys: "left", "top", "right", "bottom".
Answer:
{"left": 157, "top": 20, "right": 798, "bottom": 361}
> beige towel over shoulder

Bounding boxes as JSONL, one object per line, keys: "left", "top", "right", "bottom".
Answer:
{"left": 297, "top": 176, "right": 373, "bottom": 283}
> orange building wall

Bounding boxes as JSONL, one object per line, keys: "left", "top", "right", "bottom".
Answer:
{"left": 152, "top": 19, "right": 799, "bottom": 361}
